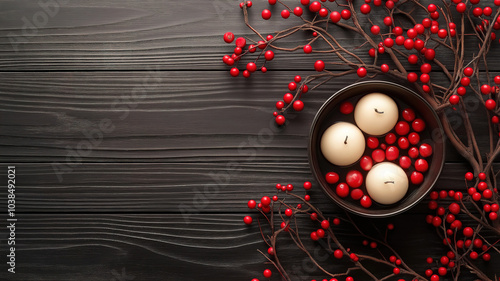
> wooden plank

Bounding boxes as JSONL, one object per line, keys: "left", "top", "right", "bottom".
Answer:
{"left": 0, "top": 0, "right": 497, "bottom": 71}
{"left": 0, "top": 71, "right": 491, "bottom": 163}
{"left": 0, "top": 162, "right": 486, "bottom": 214}
{"left": 0, "top": 213, "right": 498, "bottom": 281}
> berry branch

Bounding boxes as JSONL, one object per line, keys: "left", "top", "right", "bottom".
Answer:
{"left": 226, "top": 0, "right": 500, "bottom": 280}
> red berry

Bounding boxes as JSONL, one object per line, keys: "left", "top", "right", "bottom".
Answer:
{"left": 415, "top": 159, "right": 429, "bottom": 172}
{"left": 456, "top": 3, "right": 466, "bottom": 13}
{"left": 489, "top": 212, "right": 498, "bottom": 220}
{"left": 360, "top": 195, "right": 372, "bottom": 208}
{"left": 303, "top": 181, "right": 312, "bottom": 190}
{"left": 404, "top": 39, "right": 414, "bottom": 50}
{"left": 261, "top": 9, "right": 272, "bottom": 20}
{"left": 470, "top": 251, "right": 479, "bottom": 260}
{"left": 399, "top": 156, "right": 411, "bottom": 169}
{"left": 346, "top": 170, "right": 363, "bottom": 188}
{"left": 293, "top": 100, "right": 304, "bottom": 111}
{"left": 341, "top": 9, "right": 351, "bottom": 20}
{"left": 411, "top": 171, "right": 424, "bottom": 184}
{"left": 398, "top": 137, "right": 410, "bottom": 149}
{"left": 314, "top": 60, "right": 325, "bottom": 71}
{"left": 408, "top": 147, "right": 419, "bottom": 158}
{"left": 357, "top": 67, "right": 367, "bottom": 77}
{"left": 463, "top": 67, "right": 473, "bottom": 77}
{"left": 490, "top": 204, "right": 500, "bottom": 213}
{"left": 400, "top": 109, "right": 415, "bottom": 123}
{"left": 288, "top": 82, "right": 297, "bottom": 91}
{"left": 395, "top": 121, "right": 410, "bottom": 135}
{"left": 340, "top": 101, "right": 354, "bottom": 114}
{"left": 420, "top": 64, "right": 431, "bottom": 74}
{"left": 438, "top": 29, "right": 447, "bottom": 38}
{"left": 371, "top": 25, "right": 380, "bottom": 35}
{"left": 372, "top": 149, "right": 385, "bottom": 162}
{"left": 449, "top": 203, "right": 460, "bottom": 214}
{"left": 449, "top": 95, "right": 460, "bottom": 105}
{"left": 481, "top": 84, "right": 491, "bottom": 95}
{"left": 385, "top": 133, "right": 397, "bottom": 144}
{"left": 230, "top": 68, "right": 240, "bottom": 77}
{"left": 367, "top": 137, "right": 379, "bottom": 149}
{"left": 360, "top": 156, "right": 373, "bottom": 171}
{"left": 457, "top": 86, "right": 466, "bottom": 96}
{"left": 326, "top": 172, "right": 340, "bottom": 184}
{"left": 463, "top": 227, "right": 474, "bottom": 237}
{"left": 336, "top": 183, "right": 350, "bottom": 197}
{"left": 244, "top": 216, "right": 253, "bottom": 225}
{"left": 386, "top": 146, "right": 400, "bottom": 161}
{"left": 408, "top": 132, "right": 420, "bottom": 145}
{"left": 432, "top": 216, "right": 442, "bottom": 227}
{"left": 276, "top": 101, "right": 285, "bottom": 110}
{"left": 485, "top": 99, "right": 496, "bottom": 110}
{"left": 406, "top": 28, "right": 417, "bottom": 39}
{"left": 330, "top": 11, "right": 341, "bottom": 23}
{"left": 267, "top": 247, "right": 274, "bottom": 256}
{"left": 420, "top": 74, "right": 430, "bottom": 84}
{"left": 283, "top": 93, "right": 294, "bottom": 104}
{"left": 309, "top": 1, "right": 321, "bottom": 13}
{"left": 384, "top": 16, "right": 393, "bottom": 26}
{"left": 360, "top": 4, "right": 371, "bottom": 14}
{"left": 381, "top": 64, "right": 390, "bottom": 72}
{"left": 395, "top": 36, "right": 404, "bottom": 45}
{"left": 412, "top": 119, "right": 426, "bottom": 132}
{"left": 414, "top": 39, "right": 425, "bottom": 50}
{"left": 223, "top": 32, "right": 235, "bottom": 43}
{"left": 246, "top": 62, "right": 257, "bottom": 73}
{"left": 264, "top": 50, "right": 275, "bottom": 61}
{"left": 275, "top": 115, "right": 285, "bottom": 125}
{"left": 319, "top": 220, "right": 329, "bottom": 230}
{"left": 303, "top": 44, "right": 312, "bottom": 53}
{"left": 263, "top": 269, "right": 272, "bottom": 278}
{"left": 461, "top": 77, "right": 470, "bottom": 86}
{"left": 334, "top": 249, "right": 343, "bottom": 259}
{"left": 425, "top": 49, "right": 436, "bottom": 60}
{"left": 293, "top": 6, "right": 303, "bottom": 16}
{"left": 318, "top": 8, "right": 328, "bottom": 17}
{"left": 248, "top": 200, "right": 257, "bottom": 209}
{"left": 418, "top": 143, "right": 432, "bottom": 157}
{"left": 407, "top": 72, "right": 418, "bottom": 83}
{"left": 235, "top": 37, "right": 246, "bottom": 48}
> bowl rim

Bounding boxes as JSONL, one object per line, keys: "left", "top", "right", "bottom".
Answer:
{"left": 308, "top": 80, "right": 445, "bottom": 218}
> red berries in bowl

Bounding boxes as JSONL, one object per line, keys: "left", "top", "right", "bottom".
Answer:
{"left": 309, "top": 81, "right": 445, "bottom": 217}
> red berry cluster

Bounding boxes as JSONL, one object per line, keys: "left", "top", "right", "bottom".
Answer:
{"left": 273, "top": 75, "right": 308, "bottom": 125}
{"left": 424, "top": 172, "right": 499, "bottom": 279}
{"left": 224, "top": 0, "right": 500, "bottom": 128}
{"left": 244, "top": 182, "right": 312, "bottom": 226}
{"left": 325, "top": 103, "right": 433, "bottom": 208}
{"left": 222, "top": 32, "right": 274, "bottom": 79}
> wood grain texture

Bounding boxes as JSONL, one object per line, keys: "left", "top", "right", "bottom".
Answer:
{"left": 0, "top": 162, "right": 491, "bottom": 214}
{"left": 0, "top": 71, "right": 492, "bottom": 163}
{"left": 1, "top": 0, "right": 500, "bottom": 280}
{"left": 0, "top": 214, "right": 498, "bottom": 281}
{"left": 0, "top": 0, "right": 498, "bottom": 71}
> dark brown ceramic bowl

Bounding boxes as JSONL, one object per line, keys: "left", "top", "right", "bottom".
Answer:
{"left": 308, "top": 81, "right": 445, "bottom": 217}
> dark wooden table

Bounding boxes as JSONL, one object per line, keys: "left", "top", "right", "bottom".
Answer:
{"left": 1, "top": 1, "right": 499, "bottom": 280}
